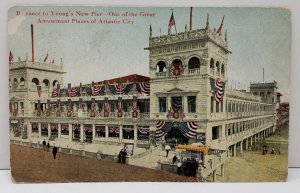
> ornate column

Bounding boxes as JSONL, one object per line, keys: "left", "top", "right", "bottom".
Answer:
{"left": 183, "top": 95, "right": 188, "bottom": 113}
{"left": 38, "top": 122, "right": 41, "bottom": 138}
{"left": 134, "top": 125, "right": 138, "bottom": 141}
{"left": 105, "top": 125, "right": 108, "bottom": 142}
{"left": 92, "top": 124, "right": 95, "bottom": 141}
{"left": 68, "top": 123, "right": 72, "bottom": 142}
{"left": 233, "top": 143, "right": 237, "bottom": 157}
{"left": 167, "top": 96, "right": 172, "bottom": 111}
{"left": 119, "top": 125, "right": 123, "bottom": 143}
{"left": 212, "top": 170, "right": 217, "bottom": 182}
{"left": 58, "top": 123, "right": 61, "bottom": 139}
{"left": 240, "top": 141, "right": 243, "bottom": 154}
{"left": 48, "top": 123, "right": 51, "bottom": 138}
{"left": 80, "top": 124, "right": 84, "bottom": 142}
{"left": 221, "top": 164, "right": 225, "bottom": 177}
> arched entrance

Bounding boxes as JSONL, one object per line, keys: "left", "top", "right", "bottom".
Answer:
{"left": 165, "top": 127, "right": 188, "bottom": 146}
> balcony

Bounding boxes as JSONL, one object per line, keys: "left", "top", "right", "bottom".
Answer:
{"left": 155, "top": 72, "right": 166, "bottom": 77}
{"left": 187, "top": 68, "right": 200, "bottom": 75}
{"left": 32, "top": 111, "right": 151, "bottom": 120}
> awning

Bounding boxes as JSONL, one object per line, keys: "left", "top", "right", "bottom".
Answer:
{"left": 175, "top": 145, "right": 210, "bottom": 155}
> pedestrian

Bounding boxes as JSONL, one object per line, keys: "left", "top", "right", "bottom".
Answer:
{"left": 118, "top": 149, "right": 123, "bottom": 163}
{"left": 190, "top": 158, "right": 199, "bottom": 177}
{"left": 271, "top": 147, "right": 275, "bottom": 154}
{"left": 165, "top": 144, "right": 171, "bottom": 157}
{"left": 52, "top": 145, "right": 58, "bottom": 159}
{"left": 172, "top": 155, "right": 177, "bottom": 164}
{"left": 278, "top": 146, "right": 281, "bottom": 155}
{"left": 42, "top": 139, "right": 46, "bottom": 150}
{"left": 121, "top": 149, "right": 127, "bottom": 164}
{"left": 47, "top": 141, "right": 50, "bottom": 151}
{"left": 177, "top": 160, "right": 182, "bottom": 175}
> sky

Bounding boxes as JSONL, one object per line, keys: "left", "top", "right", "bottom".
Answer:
{"left": 8, "top": 6, "right": 291, "bottom": 101}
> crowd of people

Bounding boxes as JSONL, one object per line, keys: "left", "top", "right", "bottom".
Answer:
{"left": 172, "top": 154, "right": 200, "bottom": 177}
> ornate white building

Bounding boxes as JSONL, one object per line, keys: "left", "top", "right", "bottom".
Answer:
{"left": 9, "top": 17, "right": 280, "bottom": 180}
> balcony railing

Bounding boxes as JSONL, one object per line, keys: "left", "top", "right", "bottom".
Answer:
{"left": 32, "top": 111, "right": 150, "bottom": 119}
{"left": 156, "top": 72, "right": 167, "bottom": 77}
{"left": 188, "top": 68, "right": 200, "bottom": 74}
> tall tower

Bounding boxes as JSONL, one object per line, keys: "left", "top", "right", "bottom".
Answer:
{"left": 250, "top": 81, "right": 278, "bottom": 104}
{"left": 9, "top": 25, "right": 64, "bottom": 119}
{"left": 146, "top": 14, "right": 231, "bottom": 144}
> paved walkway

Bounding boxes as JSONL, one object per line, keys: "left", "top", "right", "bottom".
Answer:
{"left": 10, "top": 135, "right": 147, "bottom": 155}
{"left": 130, "top": 146, "right": 176, "bottom": 169}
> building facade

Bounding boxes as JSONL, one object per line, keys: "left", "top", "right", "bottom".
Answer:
{"left": 9, "top": 18, "right": 280, "bottom": 179}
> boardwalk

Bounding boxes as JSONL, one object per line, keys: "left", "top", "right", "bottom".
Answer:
{"left": 216, "top": 123, "right": 289, "bottom": 182}
{"left": 10, "top": 144, "right": 196, "bottom": 183}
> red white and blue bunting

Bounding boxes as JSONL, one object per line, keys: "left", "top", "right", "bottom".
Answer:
{"left": 51, "top": 81, "right": 150, "bottom": 98}
{"left": 156, "top": 121, "right": 197, "bottom": 139}
{"left": 52, "top": 88, "right": 59, "bottom": 97}
{"left": 137, "top": 82, "right": 150, "bottom": 96}
{"left": 68, "top": 87, "right": 79, "bottom": 97}
{"left": 210, "top": 78, "right": 225, "bottom": 103}
{"left": 95, "top": 125, "right": 105, "bottom": 132}
{"left": 138, "top": 126, "right": 149, "bottom": 134}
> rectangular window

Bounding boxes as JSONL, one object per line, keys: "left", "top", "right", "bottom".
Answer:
{"left": 216, "top": 102, "right": 219, "bottom": 112}
{"left": 187, "top": 96, "right": 196, "bottom": 113}
{"left": 212, "top": 126, "right": 220, "bottom": 140}
{"left": 221, "top": 101, "right": 223, "bottom": 112}
{"left": 158, "top": 97, "right": 167, "bottom": 112}
{"left": 138, "top": 100, "right": 146, "bottom": 113}
{"left": 61, "top": 124, "right": 69, "bottom": 135}
{"left": 171, "top": 96, "right": 183, "bottom": 110}
{"left": 210, "top": 96, "right": 214, "bottom": 113}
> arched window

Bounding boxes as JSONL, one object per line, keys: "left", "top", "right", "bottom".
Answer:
{"left": 170, "top": 59, "right": 183, "bottom": 76}
{"left": 156, "top": 61, "right": 166, "bottom": 72}
{"left": 210, "top": 58, "right": 214, "bottom": 69}
{"left": 172, "top": 59, "right": 182, "bottom": 66}
{"left": 188, "top": 57, "right": 200, "bottom": 69}
{"left": 53, "top": 80, "right": 59, "bottom": 87}
{"left": 221, "top": 64, "right": 225, "bottom": 75}
{"left": 20, "top": 77, "right": 25, "bottom": 86}
{"left": 43, "top": 79, "right": 50, "bottom": 87}
{"left": 216, "top": 61, "right": 220, "bottom": 73}
{"left": 13, "top": 78, "right": 18, "bottom": 87}
{"left": 31, "top": 78, "right": 39, "bottom": 86}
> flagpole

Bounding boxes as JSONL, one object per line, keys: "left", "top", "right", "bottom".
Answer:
{"left": 173, "top": 9, "right": 177, "bottom": 33}
{"left": 190, "top": 7, "right": 193, "bottom": 31}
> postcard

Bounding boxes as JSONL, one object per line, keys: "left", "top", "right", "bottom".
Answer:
{"left": 8, "top": 6, "right": 290, "bottom": 182}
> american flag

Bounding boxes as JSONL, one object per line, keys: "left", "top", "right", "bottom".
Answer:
{"left": 214, "top": 79, "right": 224, "bottom": 102}
{"left": 168, "top": 11, "right": 176, "bottom": 30}
{"left": 9, "top": 51, "right": 14, "bottom": 64}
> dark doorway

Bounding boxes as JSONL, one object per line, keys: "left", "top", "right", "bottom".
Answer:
{"left": 165, "top": 127, "right": 188, "bottom": 146}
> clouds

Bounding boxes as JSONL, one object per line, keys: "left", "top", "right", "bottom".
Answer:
{"left": 8, "top": 15, "right": 25, "bottom": 35}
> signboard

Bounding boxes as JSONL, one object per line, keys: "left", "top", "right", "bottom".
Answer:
{"left": 124, "top": 143, "right": 134, "bottom": 155}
